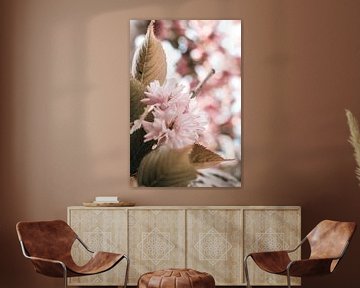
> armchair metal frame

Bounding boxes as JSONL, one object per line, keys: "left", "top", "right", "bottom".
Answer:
{"left": 243, "top": 220, "right": 356, "bottom": 288}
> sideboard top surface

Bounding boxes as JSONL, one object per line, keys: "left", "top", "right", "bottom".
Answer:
{"left": 68, "top": 206, "right": 301, "bottom": 210}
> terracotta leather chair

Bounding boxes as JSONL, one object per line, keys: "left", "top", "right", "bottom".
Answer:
{"left": 244, "top": 220, "right": 356, "bottom": 288}
{"left": 16, "top": 220, "right": 129, "bottom": 288}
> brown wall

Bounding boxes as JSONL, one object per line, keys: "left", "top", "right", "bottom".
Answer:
{"left": 1, "top": 0, "right": 360, "bottom": 287}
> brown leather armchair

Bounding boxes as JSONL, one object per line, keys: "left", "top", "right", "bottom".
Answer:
{"left": 16, "top": 220, "right": 129, "bottom": 288}
{"left": 244, "top": 220, "right": 356, "bottom": 288}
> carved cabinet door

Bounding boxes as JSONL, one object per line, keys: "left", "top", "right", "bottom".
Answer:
{"left": 68, "top": 208, "right": 128, "bottom": 286}
{"left": 186, "top": 209, "right": 243, "bottom": 285}
{"left": 243, "top": 209, "right": 301, "bottom": 286}
{"left": 128, "top": 209, "right": 186, "bottom": 284}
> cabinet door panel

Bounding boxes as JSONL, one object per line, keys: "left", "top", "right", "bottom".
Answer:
{"left": 244, "top": 209, "right": 301, "bottom": 286}
{"left": 128, "top": 209, "right": 186, "bottom": 284}
{"left": 68, "top": 209, "right": 127, "bottom": 286}
{"left": 187, "top": 209, "right": 243, "bottom": 285}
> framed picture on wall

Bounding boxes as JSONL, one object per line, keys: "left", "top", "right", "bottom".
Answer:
{"left": 130, "top": 20, "right": 241, "bottom": 187}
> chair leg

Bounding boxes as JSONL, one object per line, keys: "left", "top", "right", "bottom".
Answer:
{"left": 244, "top": 255, "right": 252, "bottom": 288}
{"left": 286, "top": 269, "right": 291, "bottom": 288}
{"left": 123, "top": 255, "right": 130, "bottom": 288}
{"left": 62, "top": 264, "right": 68, "bottom": 288}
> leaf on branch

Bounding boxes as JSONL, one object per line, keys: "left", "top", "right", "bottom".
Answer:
{"left": 189, "top": 143, "right": 232, "bottom": 169}
{"left": 130, "top": 128, "right": 154, "bottom": 176}
{"left": 137, "top": 146, "right": 197, "bottom": 187}
{"left": 131, "top": 20, "right": 167, "bottom": 86}
{"left": 130, "top": 77, "right": 146, "bottom": 123}
{"left": 346, "top": 109, "right": 360, "bottom": 185}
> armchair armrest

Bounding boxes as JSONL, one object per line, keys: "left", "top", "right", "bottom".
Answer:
{"left": 26, "top": 255, "right": 67, "bottom": 277}
{"left": 76, "top": 236, "right": 94, "bottom": 253}
{"left": 19, "top": 240, "right": 67, "bottom": 277}
{"left": 287, "top": 239, "right": 351, "bottom": 277}
{"left": 246, "top": 236, "right": 306, "bottom": 259}
{"left": 287, "top": 258, "right": 336, "bottom": 277}
{"left": 285, "top": 237, "right": 307, "bottom": 253}
{"left": 246, "top": 251, "right": 292, "bottom": 274}
{"left": 26, "top": 255, "right": 65, "bottom": 266}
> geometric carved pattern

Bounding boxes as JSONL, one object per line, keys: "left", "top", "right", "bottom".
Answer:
{"left": 138, "top": 228, "right": 175, "bottom": 265}
{"left": 194, "top": 227, "right": 232, "bottom": 265}
{"left": 84, "top": 228, "right": 113, "bottom": 252}
{"left": 252, "top": 228, "right": 287, "bottom": 252}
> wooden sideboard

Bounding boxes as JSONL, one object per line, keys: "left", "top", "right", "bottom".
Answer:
{"left": 67, "top": 206, "right": 301, "bottom": 286}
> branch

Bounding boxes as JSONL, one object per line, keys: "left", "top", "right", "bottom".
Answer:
{"left": 130, "top": 105, "right": 154, "bottom": 134}
{"left": 190, "top": 68, "right": 215, "bottom": 98}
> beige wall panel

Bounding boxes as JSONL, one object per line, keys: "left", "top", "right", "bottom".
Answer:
{"left": 187, "top": 209, "right": 243, "bottom": 285}
{"left": 244, "top": 209, "right": 301, "bottom": 286}
{"left": 68, "top": 208, "right": 127, "bottom": 286}
{"left": 128, "top": 209, "right": 186, "bottom": 284}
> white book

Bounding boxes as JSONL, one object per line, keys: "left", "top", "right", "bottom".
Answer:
{"left": 93, "top": 200, "right": 119, "bottom": 204}
{"left": 95, "top": 196, "right": 119, "bottom": 202}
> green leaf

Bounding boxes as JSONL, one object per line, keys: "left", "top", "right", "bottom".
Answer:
{"left": 130, "top": 128, "right": 154, "bottom": 176}
{"left": 130, "top": 77, "right": 155, "bottom": 175}
{"left": 131, "top": 20, "right": 167, "bottom": 86}
{"left": 137, "top": 146, "right": 197, "bottom": 187}
{"left": 189, "top": 144, "right": 227, "bottom": 169}
{"left": 130, "top": 77, "right": 146, "bottom": 123}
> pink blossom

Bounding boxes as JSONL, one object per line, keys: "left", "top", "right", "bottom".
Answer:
{"left": 141, "top": 80, "right": 208, "bottom": 149}
{"left": 141, "top": 79, "right": 188, "bottom": 110}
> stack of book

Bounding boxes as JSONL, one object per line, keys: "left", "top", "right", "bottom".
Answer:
{"left": 83, "top": 196, "right": 135, "bottom": 207}
{"left": 93, "top": 196, "right": 119, "bottom": 204}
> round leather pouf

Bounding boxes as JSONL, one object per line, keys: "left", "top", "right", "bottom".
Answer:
{"left": 138, "top": 268, "right": 215, "bottom": 288}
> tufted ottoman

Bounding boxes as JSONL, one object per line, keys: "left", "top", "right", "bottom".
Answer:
{"left": 138, "top": 268, "right": 215, "bottom": 288}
